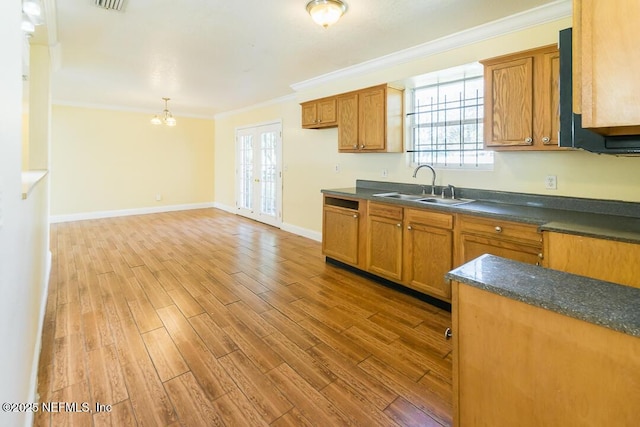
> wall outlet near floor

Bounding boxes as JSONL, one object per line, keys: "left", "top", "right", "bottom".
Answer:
{"left": 545, "top": 175, "right": 558, "bottom": 190}
{"left": 382, "top": 168, "right": 388, "bottom": 178}
{"left": 334, "top": 164, "right": 340, "bottom": 173}
{"left": 155, "top": 193, "right": 162, "bottom": 201}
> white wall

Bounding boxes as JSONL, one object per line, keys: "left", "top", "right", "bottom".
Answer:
{"left": 0, "top": 3, "right": 51, "bottom": 427}
{"left": 214, "top": 16, "right": 640, "bottom": 238}
{"left": 50, "top": 106, "right": 215, "bottom": 220}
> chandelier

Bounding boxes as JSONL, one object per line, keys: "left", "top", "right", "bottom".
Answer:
{"left": 306, "top": 0, "right": 348, "bottom": 28}
{"left": 151, "top": 97, "right": 176, "bottom": 127}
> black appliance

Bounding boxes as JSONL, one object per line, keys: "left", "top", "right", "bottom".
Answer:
{"left": 559, "top": 28, "right": 640, "bottom": 154}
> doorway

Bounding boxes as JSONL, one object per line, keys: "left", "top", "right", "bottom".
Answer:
{"left": 235, "top": 121, "right": 282, "bottom": 228}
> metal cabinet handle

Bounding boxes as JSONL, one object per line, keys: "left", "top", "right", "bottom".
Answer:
{"left": 494, "top": 226, "right": 502, "bottom": 233}
{"left": 538, "top": 253, "right": 543, "bottom": 259}
{"left": 353, "top": 214, "right": 358, "bottom": 218}
{"left": 407, "top": 225, "right": 412, "bottom": 230}
{"left": 360, "top": 144, "right": 365, "bottom": 149}
{"left": 445, "top": 328, "right": 452, "bottom": 340}
{"left": 525, "top": 137, "right": 533, "bottom": 143}
{"left": 542, "top": 136, "right": 550, "bottom": 143}
{"left": 397, "top": 223, "right": 402, "bottom": 227}
{"left": 353, "top": 144, "right": 358, "bottom": 149}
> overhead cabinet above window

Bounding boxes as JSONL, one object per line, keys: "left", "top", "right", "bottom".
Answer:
{"left": 481, "top": 45, "right": 562, "bottom": 151}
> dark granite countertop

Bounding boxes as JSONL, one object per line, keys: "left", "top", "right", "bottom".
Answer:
{"left": 321, "top": 180, "right": 640, "bottom": 244}
{"left": 446, "top": 254, "right": 640, "bottom": 337}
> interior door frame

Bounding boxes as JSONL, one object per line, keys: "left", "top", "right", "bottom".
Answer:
{"left": 234, "top": 120, "right": 283, "bottom": 228}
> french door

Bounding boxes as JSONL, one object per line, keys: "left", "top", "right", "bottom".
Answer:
{"left": 235, "top": 122, "right": 282, "bottom": 228}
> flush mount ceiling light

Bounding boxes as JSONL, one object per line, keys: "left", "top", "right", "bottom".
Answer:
{"left": 306, "top": 0, "right": 348, "bottom": 28}
{"left": 151, "top": 98, "right": 177, "bottom": 127}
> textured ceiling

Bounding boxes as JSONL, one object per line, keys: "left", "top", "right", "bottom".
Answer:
{"left": 48, "top": 0, "right": 561, "bottom": 117}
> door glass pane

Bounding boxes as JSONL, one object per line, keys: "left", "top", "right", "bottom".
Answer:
{"left": 238, "top": 134, "right": 253, "bottom": 210}
{"left": 260, "top": 131, "right": 277, "bottom": 216}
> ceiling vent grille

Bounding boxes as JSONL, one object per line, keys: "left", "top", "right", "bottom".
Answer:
{"left": 95, "top": 0, "right": 125, "bottom": 11}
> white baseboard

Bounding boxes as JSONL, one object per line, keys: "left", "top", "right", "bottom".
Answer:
{"left": 49, "top": 202, "right": 216, "bottom": 223}
{"left": 281, "top": 222, "right": 322, "bottom": 242}
{"left": 212, "top": 202, "right": 236, "bottom": 214}
{"left": 24, "top": 249, "right": 52, "bottom": 427}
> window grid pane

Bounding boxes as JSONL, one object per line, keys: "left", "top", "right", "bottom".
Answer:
{"left": 409, "top": 76, "right": 493, "bottom": 168}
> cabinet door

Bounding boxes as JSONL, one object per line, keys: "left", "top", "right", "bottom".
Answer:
{"left": 367, "top": 215, "right": 403, "bottom": 281}
{"left": 484, "top": 56, "right": 534, "bottom": 147}
{"left": 337, "top": 93, "right": 359, "bottom": 151}
{"left": 577, "top": 0, "right": 640, "bottom": 133}
{"left": 317, "top": 98, "right": 337, "bottom": 126}
{"left": 358, "top": 87, "right": 386, "bottom": 150}
{"left": 537, "top": 50, "right": 560, "bottom": 146}
{"left": 404, "top": 223, "right": 453, "bottom": 300}
{"left": 301, "top": 102, "right": 318, "bottom": 128}
{"left": 322, "top": 206, "right": 360, "bottom": 265}
{"left": 457, "top": 233, "right": 541, "bottom": 266}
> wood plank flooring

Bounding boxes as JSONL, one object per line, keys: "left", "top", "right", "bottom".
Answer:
{"left": 35, "top": 208, "right": 453, "bottom": 426}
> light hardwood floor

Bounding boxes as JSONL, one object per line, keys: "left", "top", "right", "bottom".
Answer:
{"left": 35, "top": 208, "right": 452, "bottom": 426}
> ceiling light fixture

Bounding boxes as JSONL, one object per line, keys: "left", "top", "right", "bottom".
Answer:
{"left": 306, "top": 0, "right": 348, "bottom": 28}
{"left": 151, "top": 98, "right": 177, "bottom": 127}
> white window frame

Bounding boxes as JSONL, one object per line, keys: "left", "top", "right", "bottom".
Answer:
{"left": 407, "top": 63, "right": 493, "bottom": 170}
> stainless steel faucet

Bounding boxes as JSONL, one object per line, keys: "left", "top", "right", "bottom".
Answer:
{"left": 412, "top": 164, "right": 436, "bottom": 196}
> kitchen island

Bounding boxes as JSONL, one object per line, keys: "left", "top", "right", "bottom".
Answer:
{"left": 446, "top": 254, "right": 640, "bottom": 426}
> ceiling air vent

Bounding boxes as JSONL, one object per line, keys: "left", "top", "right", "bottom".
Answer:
{"left": 95, "top": 0, "right": 125, "bottom": 11}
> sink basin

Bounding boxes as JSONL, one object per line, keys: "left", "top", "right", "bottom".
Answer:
{"left": 417, "top": 197, "right": 475, "bottom": 206}
{"left": 373, "top": 192, "right": 474, "bottom": 206}
{"left": 372, "top": 192, "right": 426, "bottom": 201}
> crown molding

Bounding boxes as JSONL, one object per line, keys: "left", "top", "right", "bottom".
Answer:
{"left": 291, "top": 0, "right": 571, "bottom": 92}
{"left": 214, "top": 93, "right": 296, "bottom": 120}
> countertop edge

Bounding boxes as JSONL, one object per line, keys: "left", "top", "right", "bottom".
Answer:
{"left": 322, "top": 187, "right": 640, "bottom": 243}
{"left": 446, "top": 254, "right": 640, "bottom": 338}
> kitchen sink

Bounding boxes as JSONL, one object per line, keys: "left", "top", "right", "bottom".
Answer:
{"left": 373, "top": 192, "right": 474, "bottom": 206}
{"left": 372, "top": 192, "right": 426, "bottom": 201}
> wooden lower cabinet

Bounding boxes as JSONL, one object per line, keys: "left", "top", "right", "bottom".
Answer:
{"left": 452, "top": 281, "right": 640, "bottom": 426}
{"left": 322, "top": 196, "right": 363, "bottom": 266}
{"left": 544, "top": 231, "right": 640, "bottom": 288}
{"left": 403, "top": 208, "right": 454, "bottom": 300}
{"left": 366, "top": 203, "right": 403, "bottom": 281}
{"left": 455, "top": 214, "right": 543, "bottom": 266}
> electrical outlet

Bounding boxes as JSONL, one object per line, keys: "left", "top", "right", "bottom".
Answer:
{"left": 334, "top": 164, "right": 340, "bottom": 173}
{"left": 545, "top": 175, "right": 557, "bottom": 190}
{"left": 155, "top": 193, "right": 162, "bottom": 201}
{"left": 382, "top": 168, "right": 388, "bottom": 178}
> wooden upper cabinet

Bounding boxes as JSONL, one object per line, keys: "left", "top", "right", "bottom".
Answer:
{"left": 301, "top": 97, "right": 337, "bottom": 129}
{"left": 337, "top": 84, "right": 404, "bottom": 153}
{"left": 574, "top": 0, "right": 640, "bottom": 135}
{"left": 482, "top": 45, "right": 563, "bottom": 151}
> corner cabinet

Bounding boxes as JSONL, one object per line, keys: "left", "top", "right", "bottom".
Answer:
{"left": 337, "top": 85, "right": 404, "bottom": 153}
{"left": 455, "top": 215, "right": 543, "bottom": 266}
{"left": 301, "top": 97, "right": 337, "bottom": 129}
{"left": 543, "top": 231, "right": 640, "bottom": 289}
{"left": 322, "top": 195, "right": 365, "bottom": 267}
{"left": 481, "top": 45, "right": 562, "bottom": 151}
{"left": 573, "top": 0, "right": 640, "bottom": 135}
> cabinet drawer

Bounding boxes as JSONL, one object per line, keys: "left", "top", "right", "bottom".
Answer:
{"left": 405, "top": 208, "right": 453, "bottom": 230}
{"left": 458, "top": 215, "right": 541, "bottom": 246}
{"left": 368, "top": 202, "right": 403, "bottom": 220}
